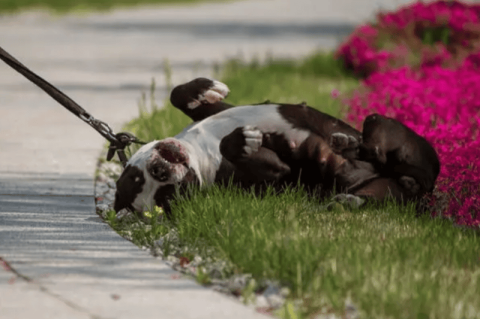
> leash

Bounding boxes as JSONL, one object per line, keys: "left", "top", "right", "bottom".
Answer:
{"left": 0, "top": 45, "right": 146, "bottom": 168}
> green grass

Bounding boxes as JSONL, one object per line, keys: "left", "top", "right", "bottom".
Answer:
{"left": 219, "top": 53, "right": 357, "bottom": 118}
{"left": 104, "top": 208, "right": 170, "bottom": 248}
{"left": 107, "top": 51, "right": 480, "bottom": 318}
{"left": 0, "top": 0, "right": 228, "bottom": 14}
{"left": 171, "top": 184, "right": 480, "bottom": 319}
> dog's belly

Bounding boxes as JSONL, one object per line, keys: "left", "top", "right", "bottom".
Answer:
{"left": 176, "top": 104, "right": 312, "bottom": 183}
{"left": 179, "top": 104, "right": 310, "bottom": 143}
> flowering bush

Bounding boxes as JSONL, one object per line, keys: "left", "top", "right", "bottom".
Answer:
{"left": 346, "top": 64, "right": 480, "bottom": 226}
{"left": 337, "top": 1, "right": 480, "bottom": 77}
{"left": 337, "top": 1, "right": 480, "bottom": 227}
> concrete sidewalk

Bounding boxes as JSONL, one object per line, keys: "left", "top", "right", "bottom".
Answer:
{"left": 0, "top": 0, "right": 415, "bottom": 318}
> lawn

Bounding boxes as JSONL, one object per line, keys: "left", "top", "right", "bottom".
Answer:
{"left": 0, "top": 0, "right": 228, "bottom": 13}
{"left": 105, "top": 51, "right": 480, "bottom": 319}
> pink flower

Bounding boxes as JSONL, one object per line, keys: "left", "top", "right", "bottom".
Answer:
{"left": 331, "top": 89, "right": 340, "bottom": 99}
{"left": 337, "top": 1, "right": 480, "bottom": 227}
{"left": 345, "top": 62, "right": 480, "bottom": 227}
{"left": 336, "top": 0, "right": 480, "bottom": 77}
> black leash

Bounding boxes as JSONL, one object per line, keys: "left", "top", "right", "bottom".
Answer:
{"left": 0, "top": 45, "right": 146, "bottom": 168}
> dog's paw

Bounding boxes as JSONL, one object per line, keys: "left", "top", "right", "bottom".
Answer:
{"left": 324, "top": 193, "right": 366, "bottom": 211}
{"left": 188, "top": 80, "right": 230, "bottom": 109}
{"left": 203, "top": 80, "right": 230, "bottom": 103}
{"left": 399, "top": 176, "right": 421, "bottom": 194}
{"left": 330, "top": 133, "right": 359, "bottom": 154}
{"left": 242, "top": 125, "right": 263, "bottom": 156}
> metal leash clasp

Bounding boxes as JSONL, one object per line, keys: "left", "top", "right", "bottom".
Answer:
{"left": 107, "top": 132, "right": 146, "bottom": 168}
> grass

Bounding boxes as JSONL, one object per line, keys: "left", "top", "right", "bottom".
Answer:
{"left": 106, "top": 51, "right": 480, "bottom": 318}
{"left": 0, "top": 0, "right": 228, "bottom": 14}
{"left": 104, "top": 208, "right": 170, "bottom": 248}
{"left": 172, "top": 184, "right": 480, "bottom": 319}
{"left": 219, "top": 53, "right": 357, "bottom": 117}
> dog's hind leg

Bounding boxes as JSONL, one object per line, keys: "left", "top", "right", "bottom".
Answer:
{"left": 393, "top": 162, "right": 433, "bottom": 195}
{"left": 352, "top": 177, "right": 413, "bottom": 202}
{"left": 170, "top": 78, "right": 233, "bottom": 122}
{"left": 330, "top": 132, "right": 360, "bottom": 159}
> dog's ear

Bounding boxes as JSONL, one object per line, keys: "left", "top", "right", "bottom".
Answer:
{"left": 114, "top": 165, "right": 145, "bottom": 212}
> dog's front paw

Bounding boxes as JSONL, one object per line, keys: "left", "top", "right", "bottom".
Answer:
{"left": 242, "top": 125, "right": 263, "bottom": 156}
{"left": 188, "top": 80, "right": 230, "bottom": 109}
{"left": 330, "top": 132, "right": 359, "bottom": 154}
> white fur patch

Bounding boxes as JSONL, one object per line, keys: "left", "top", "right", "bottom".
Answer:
{"left": 243, "top": 125, "right": 262, "bottom": 138}
{"left": 243, "top": 126, "right": 262, "bottom": 154}
{"left": 212, "top": 80, "right": 230, "bottom": 97}
{"left": 245, "top": 138, "right": 261, "bottom": 152}
{"left": 203, "top": 90, "right": 225, "bottom": 104}
{"left": 195, "top": 80, "right": 230, "bottom": 106}
{"left": 187, "top": 100, "right": 201, "bottom": 109}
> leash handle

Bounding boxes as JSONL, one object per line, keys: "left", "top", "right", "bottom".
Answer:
{"left": 0, "top": 45, "right": 145, "bottom": 167}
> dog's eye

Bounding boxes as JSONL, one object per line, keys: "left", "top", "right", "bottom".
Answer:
{"left": 159, "top": 173, "right": 168, "bottom": 182}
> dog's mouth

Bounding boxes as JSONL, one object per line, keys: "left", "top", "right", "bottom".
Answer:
{"left": 156, "top": 139, "right": 188, "bottom": 164}
{"left": 148, "top": 139, "right": 190, "bottom": 183}
{"left": 158, "top": 146, "right": 187, "bottom": 165}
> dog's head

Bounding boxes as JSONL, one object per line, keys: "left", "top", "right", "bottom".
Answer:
{"left": 114, "top": 138, "right": 197, "bottom": 215}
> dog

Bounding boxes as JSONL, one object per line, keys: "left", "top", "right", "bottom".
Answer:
{"left": 114, "top": 78, "right": 438, "bottom": 217}
{"left": 331, "top": 113, "right": 440, "bottom": 198}
{"left": 0, "top": 44, "right": 438, "bottom": 215}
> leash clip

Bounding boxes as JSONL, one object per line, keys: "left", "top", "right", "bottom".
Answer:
{"left": 107, "top": 132, "right": 146, "bottom": 168}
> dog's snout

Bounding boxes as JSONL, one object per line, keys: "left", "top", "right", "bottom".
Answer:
{"left": 149, "top": 164, "right": 170, "bottom": 182}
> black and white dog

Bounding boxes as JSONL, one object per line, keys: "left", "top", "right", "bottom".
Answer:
{"left": 0, "top": 45, "right": 438, "bottom": 216}
{"left": 114, "top": 78, "right": 440, "bottom": 216}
